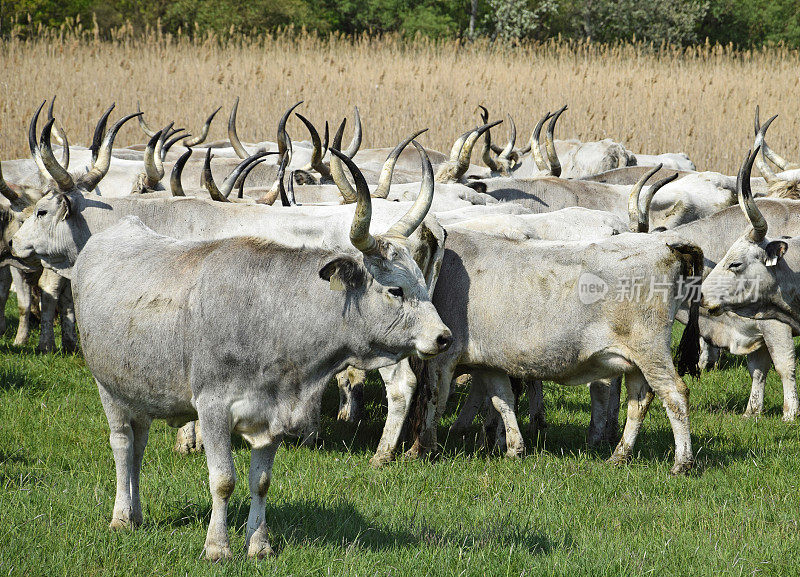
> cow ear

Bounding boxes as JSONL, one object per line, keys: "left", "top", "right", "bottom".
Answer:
{"left": 55, "top": 194, "right": 72, "bottom": 221}
{"left": 765, "top": 240, "right": 788, "bottom": 267}
{"left": 319, "top": 256, "right": 365, "bottom": 291}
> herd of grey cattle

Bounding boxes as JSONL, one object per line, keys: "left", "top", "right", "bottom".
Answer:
{"left": 1, "top": 97, "right": 799, "bottom": 560}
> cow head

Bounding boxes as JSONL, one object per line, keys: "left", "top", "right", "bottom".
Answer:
{"left": 10, "top": 104, "right": 141, "bottom": 276}
{"left": 325, "top": 146, "right": 451, "bottom": 360}
{"left": 702, "top": 147, "right": 796, "bottom": 329}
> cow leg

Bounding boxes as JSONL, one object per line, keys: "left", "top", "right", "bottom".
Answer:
{"left": 603, "top": 377, "right": 622, "bottom": 443}
{"left": 761, "top": 321, "right": 800, "bottom": 421}
{"left": 480, "top": 370, "right": 525, "bottom": 458}
{"left": 130, "top": 416, "right": 152, "bottom": 527}
{"left": 197, "top": 408, "right": 235, "bottom": 561}
{"left": 175, "top": 421, "right": 202, "bottom": 454}
{"left": 11, "top": 268, "right": 32, "bottom": 346}
{"left": 449, "top": 373, "right": 486, "bottom": 436}
{"left": 609, "top": 371, "right": 654, "bottom": 466}
{"left": 97, "top": 381, "right": 142, "bottom": 529}
{"left": 743, "top": 347, "right": 770, "bottom": 418}
{"left": 37, "top": 268, "right": 61, "bottom": 353}
{"left": 698, "top": 338, "right": 720, "bottom": 371}
{"left": 587, "top": 380, "right": 611, "bottom": 447}
{"left": 371, "top": 361, "right": 415, "bottom": 467}
{"left": 336, "top": 367, "right": 365, "bottom": 423}
{"left": 0, "top": 266, "right": 11, "bottom": 336}
{"left": 245, "top": 441, "right": 279, "bottom": 559}
{"left": 527, "top": 379, "right": 547, "bottom": 440}
{"left": 57, "top": 279, "right": 78, "bottom": 353}
{"left": 638, "top": 364, "right": 693, "bottom": 475}
{"left": 406, "top": 360, "right": 456, "bottom": 460}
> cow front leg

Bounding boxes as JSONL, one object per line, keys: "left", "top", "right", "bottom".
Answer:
{"left": 175, "top": 421, "right": 202, "bottom": 454}
{"left": 245, "top": 441, "right": 280, "bottom": 559}
{"left": 0, "top": 266, "right": 11, "bottom": 336}
{"left": 97, "top": 382, "right": 138, "bottom": 529}
{"left": 197, "top": 409, "right": 235, "bottom": 561}
{"left": 743, "top": 347, "right": 770, "bottom": 418}
{"left": 336, "top": 367, "right": 365, "bottom": 422}
{"left": 37, "top": 269, "right": 61, "bottom": 353}
{"left": 761, "top": 320, "right": 800, "bottom": 421}
{"left": 609, "top": 371, "right": 654, "bottom": 466}
{"left": 11, "top": 268, "right": 33, "bottom": 346}
{"left": 371, "top": 361, "right": 415, "bottom": 467}
{"left": 698, "top": 338, "right": 720, "bottom": 371}
{"left": 57, "top": 279, "right": 78, "bottom": 353}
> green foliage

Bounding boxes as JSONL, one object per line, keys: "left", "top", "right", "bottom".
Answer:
{"left": 0, "top": 0, "right": 798, "bottom": 47}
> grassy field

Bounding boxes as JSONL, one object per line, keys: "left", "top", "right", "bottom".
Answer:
{"left": 1, "top": 33, "right": 800, "bottom": 175}
{"left": 2, "top": 294, "right": 800, "bottom": 576}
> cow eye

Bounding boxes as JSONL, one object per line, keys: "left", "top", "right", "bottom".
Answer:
{"left": 36, "top": 209, "right": 47, "bottom": 218}
{"left": 388, "top": 287, "right": 404, "bottom": 299}
{"left": 728, "top": 262, "right": 743, "bottom": 271}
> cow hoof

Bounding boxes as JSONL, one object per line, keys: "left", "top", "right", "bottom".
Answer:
{"left": 742, "top": 410, "right": 761, "bottom": 419}
{"left": 246, "top": 525, "right": 273, "bottom": 559}
{"left": 782, "top": 411, "right": 798, "bottom": 423}
{"left": 204, "top": 543, "right": 233, "bottom": 562}
{"left": 36, "top": 343, "right": 56, "bottom": 354}
{"left": 404, "top": 446, "right": 422, "bottom": 460}
{"left": 62, "top": 342, "right": 79, "bottom": 355}
{"left": 669, "top": 461, "right": 693, "bottom": 475}
{"left": 174, "top": 442, "right": 193, "bottom": 455}
{"left": 109, "top": 517, "right": 134, "bottom": 531}
{"left": 505, "top": 446, "right": 525, "bottom": 459}
{"left": 607, "top": 453, "right": 629, "bottom": 466}
{"left": 369, "top": 452, "right": 394, "bottom": 468}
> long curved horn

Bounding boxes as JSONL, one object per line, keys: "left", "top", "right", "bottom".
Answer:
{"left": 754, "top": 106, "right": 799, "bottom": 171}
{"left": 162, "top": 129, "right": 189, "bottom": 161}
{"left": 202, "top": 148, "right": 271, "bottom": 201}
{"left": 753, "top": 112, "right": 781, "bottom": 185}
{"left": 330, "top": 119, "right": 358, "bottom": 203}
{"left": 454, "top": 121, "right": 502, "bottom": 180}
{"left": 373, "top": 129, "right": 428, "bottom": 199}
{"left": 322, "top": 121, "right": 330, "bottom": 158}
{"left": 182, "top": 106, "right": 221, "bottom": 147}
{"left": 331, "top": 148, "right": 376, "bottom": 254}
{"left": 344, "top": 106, "right": 362, "bottom": 158}
{"left": 295, "top": 113, "right": 331, "bottom": 179}
{"left": 277, "top": 101, "right": 303, "bottom": 161}
{"left": 638, "top": 172, "right": 678, "bottom": 232}
{"left": 545, "top": 105, "right": 566, "bottom": 177}
{"left": 286, "top": 170, "right": 298, "bottom": 206}
{"left": 530, "top": 111, "right": 552, "bottom": 171}
{"left": 170, "top": 148, "right": 192, "bottom": 197}
{"left": 738, "top": 147, "right": 767, "bottom": 242}
{"left": 46, "top": 96, "right": 70, "bottom": 169}
{"left": 201, "top": 149, "right": 228, "bottom": 202}
{"left": 480, "top": 115, "right": 501, "bottom": 173}
{"left": 220, "top": 151, "right": 272, "bottom": 199}
{"left": 275, "top": 154, "right": 289, "bottom": 206}
{"left": 626, "top": 164, "right": 662, "bottom": 232}
{"left": 385, "top": 141, "right": 434, "bottom": 238}
{"left": 91, "top": 103, "right": 115, "bottom": 165}
{"left": 152, "top": 122, "right": 176, "bottom": 180}
{"left": 228, "top": 97, "right": 251, "bottom": 159}
{"left": 136, "top": 101, "right": 158, "bottom": 138}
{"left": 29, "top": 100, "right": 50, "bottom": 181}
{"left": 478, "top": 105, "right": 506, "bottom": 156}
{"left": 39, "top": 118, "right": 75, "bottom": 192}
{"left": 498, "top": 115, "right": 517, "bottom": 161}
{"left": 0, "top": 160, "right": 20, "bottom": 203}
{"left": 237, "top": 156, "right": 269, "bottom": 200}
{"left": 448, "top": 128, "right": 473, "bottom": 162}
{"left": 78, "top": 112, "right": 142, "bottom": 191}
{"left": 143, "top": 130, "right": 163, "bottom": 188}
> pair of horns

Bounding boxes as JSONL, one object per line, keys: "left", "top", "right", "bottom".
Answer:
{"left": 330, "top": 142, "right": 434, "bottom": 254}
{"left": 138, "top": 101, "right": 219, "bottom": 148}
{"left": 435, "top": 121, "right": 503, "bottom": 183}
{"left": 477, "top": 105, "right": 517, "bottom": 173}
{"left": 201, "top": 149, "right": 274, "bottom": 202}
{"left": 530, "top": 105, "right": 566, "bottom": 177}
{"left": 738, "top": 145, "right": 768, "bottom": 243}
{"left": 142, "top": 123, "right": 189, "bottom": 189}
{"left": 626, "top": 163, "right": 679, "bottom": 232}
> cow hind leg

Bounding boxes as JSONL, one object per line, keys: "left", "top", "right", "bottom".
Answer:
{"left": 11, "top": 269, "right": 32, "bottom": 346}
{"left": 36, "top": 269, "right": 61, "bottom": 353}
{"left": 337, "top": 367, "right": 366, "bottom": 423}
{"left": 0, "top": 266, "right": 11, "bottom": 336}
{"left": 587, "top": 380, "right": 611, "bottom": 447}
{"left": 245, "top": 441, "right": 280, "bottom": 559}
{"left": 609, "top": 370, "right": 654, "bottom": 466}
{"left": 527, "top": 379, "right": 547, "bottom": 441}
{"left": 743, "top": 347, "right": 770, "bottom": 418}
{"left": 175, "top": 421, "right": 203, "bottom": 454}
{"left": 196, "top": 408, "right": 235, "bottom": 561}
{"left": 130, "top": 417, "right": 152, "bottom": 527}
{"left": 57, "top": 279, "right": 78, "bottom": 354}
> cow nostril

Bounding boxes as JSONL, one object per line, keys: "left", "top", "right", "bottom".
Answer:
{"left": 436, "top": 333, "right": 452, "bottom": 352}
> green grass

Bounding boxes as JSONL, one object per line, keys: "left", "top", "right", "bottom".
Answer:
{"left": 2, "top": 296, "right": 800, "bottom": 576}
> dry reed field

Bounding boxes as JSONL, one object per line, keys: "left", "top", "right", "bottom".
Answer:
{"left": 1, "top": 31, "right": 799, "bottom": 172}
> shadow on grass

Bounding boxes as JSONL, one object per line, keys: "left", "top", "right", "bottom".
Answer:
{"left": 159, "top": 497, "right": 562, "bottom": 554}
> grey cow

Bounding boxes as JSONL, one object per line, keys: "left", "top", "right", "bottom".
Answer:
{"left": 68, "top": 157, "right": 451, "bottom": 560}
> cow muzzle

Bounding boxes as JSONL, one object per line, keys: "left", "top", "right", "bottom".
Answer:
{"left": 416, "top": 327, "right": 453, "bottom": 359}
